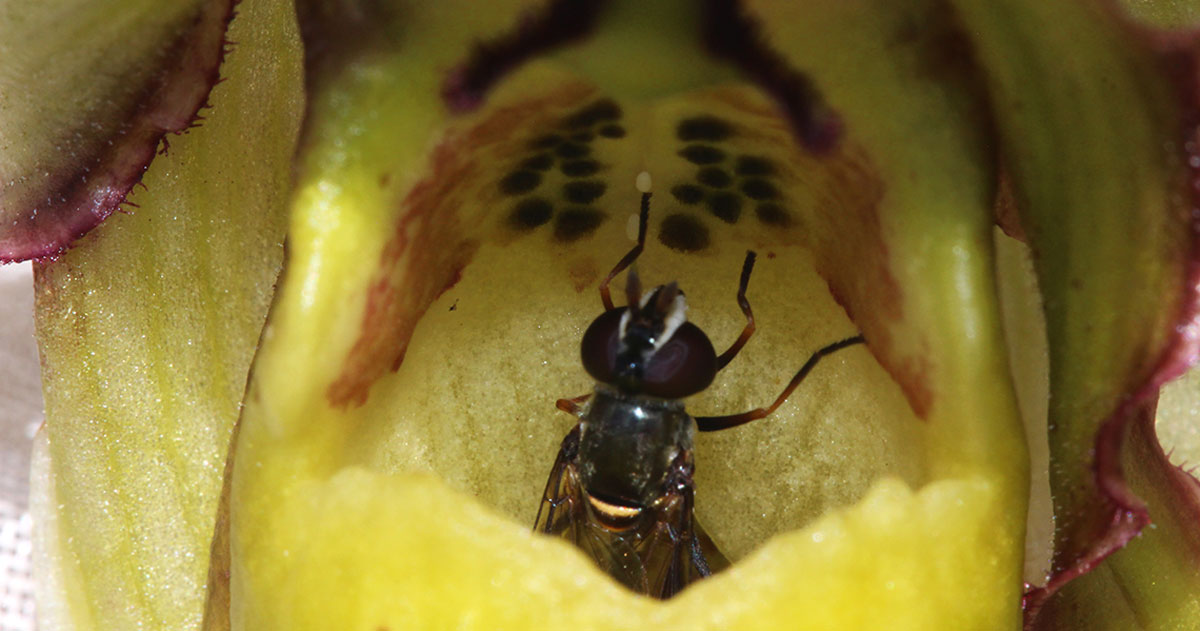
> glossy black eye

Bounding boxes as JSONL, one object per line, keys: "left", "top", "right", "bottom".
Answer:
{"left": 581, "top": 308, "right": 624, "bottom": 385}
{"left": 580, "top": 308, "right": 717, "bottom": 398}
{"left": 641, "top": 322, "right": 716, "bottom": 398}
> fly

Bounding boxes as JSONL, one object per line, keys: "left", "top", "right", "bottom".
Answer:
{"left": 535, "top": 174, "right": 865, "bottom": 598}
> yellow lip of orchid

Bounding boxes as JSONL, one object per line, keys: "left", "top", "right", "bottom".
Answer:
{"left": 219, "top": 1, "right": 1028, "bottom": 628}
{"left": 9, "top": 1, "right": 1200, "bottom": 630}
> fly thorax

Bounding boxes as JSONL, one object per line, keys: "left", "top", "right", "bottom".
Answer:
{"left": 577, "top": 387, "right": 694, "bottom": 509}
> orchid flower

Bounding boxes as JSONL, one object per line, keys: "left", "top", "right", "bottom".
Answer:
{"left": 4, "top": 0, "right": 1200, "bottom": 629}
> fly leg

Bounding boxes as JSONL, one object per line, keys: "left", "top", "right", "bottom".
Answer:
{"left": 650, "top": 449, "right": 728, "bottom": 598}
{"left": 555, "top": 393, "right": 592, "bottom": 417}
{"left": 715, "top": 250, "right": 758, "bottom": 371}
{"left": 597, "top": 191, "right": 650, "bottom": 310}
{"left": 696, "top": 335, "right": 866, "bottom": 432}
{"left": 673, "top": 467, "right": 713, "bottom": 580}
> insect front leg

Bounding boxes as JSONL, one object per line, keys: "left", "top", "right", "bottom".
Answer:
{"left": 597, "top": 191, "right": 649, "bottom": 310}
{"left": 715, "top": 250, "right": 758, "bottom": 371}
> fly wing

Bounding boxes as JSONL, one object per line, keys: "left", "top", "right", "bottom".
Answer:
{"left": 533, "top": 425, "right": 728, "bottom": 598}
{"left": 534, "top": 425, "right": 652, "bottom": 593}
{"left": 636, "top": 493, "right": 730, "bottom": 598}
{"left": 534, "top": 425, "right": 582, "bottom": 537}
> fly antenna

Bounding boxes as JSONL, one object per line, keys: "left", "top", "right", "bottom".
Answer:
{"left": 599, "top": 173, "right": 651, "bottom": 310}
{"left": 625, "top": 264, "right": 643, "bottom": 309}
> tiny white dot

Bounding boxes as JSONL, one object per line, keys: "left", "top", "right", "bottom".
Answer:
{"left": 636, "top": 171, "right": 652, "bottom": 193}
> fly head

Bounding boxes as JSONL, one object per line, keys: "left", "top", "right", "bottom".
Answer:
{"left": 581, "top": 275, "right": 718, "bottom": 399}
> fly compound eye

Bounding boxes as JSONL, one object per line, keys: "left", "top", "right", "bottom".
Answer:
{"left": 640, "top": 322, "right": 717, "bottom": 399}
{"left": 581, "top": 308, "right": 624, "bottom": 386}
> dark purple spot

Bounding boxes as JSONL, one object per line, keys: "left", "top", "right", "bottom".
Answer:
{"left": 598, "top": 124, "right": 626, "bottom": 138}
{"left": 563, "top": 99, "right": 622, "bottom": 128}
{"left": 659, "top": 214, "right": 710, "bottom": 252}
{"left": 755, "top": 203, "right": 792, "bottom": 226}
{"left": 531, "top": 134, "right": 564, "bottom": 149}
{"left": 509, "top": 198, "right": 554, "bottom": 229}
{"left": 554, "top": 208, "right": 606, "bottom": 241}
{"left": 671, "top": 184, "right": 705, "bottom": 205}
{"left": 563, "top": 180, "right": 606, "bottom": 204}
{"left": 441, "top": 0, "right": 607, "bottom": 114}
{"left": 697, "top": 167, "right": 732, "bottom": 188}
{"left": 741, "top": 178, "right": 779, "bottom": 200}
{"left": 679, "top": 145, "right": 726, "bottom": 165}
{"left": 560, "top": 159, "right": 600, "bottom": 177}
{"left": 706, "top": 192, "right": 742, "bottom": 223}
{"left": 677, "top": 116, "right": 733, "bottom": 142}
{"left": 698, "top": 0, "right": 842, "bottom": 152}
{"left": 521, "top": 153, "right": 554, "bottom": 171}
{"left": 555, "top": 142, "right": 591, "bottom": 159}
{"left": 499, "top": 170, "right": 541, "bottom": 195}
{"left": 735, "top": 155, "right": 775, "bottom": 176}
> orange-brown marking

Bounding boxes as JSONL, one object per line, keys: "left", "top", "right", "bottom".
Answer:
{"left": 698, "top": 86, "right": 935, "bottom": 418}
{"left": 806, "top": 144, "right": 934, "bottom": 419}
{"left": 568, "top": 258, "right": 600, "bottom": 293}
{"left": 326, "top": 82, "right": 596, "bottom": 408}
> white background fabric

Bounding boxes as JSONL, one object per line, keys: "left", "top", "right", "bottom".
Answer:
{"left": 1, "top": 261, "right": 40, "bottom": 631}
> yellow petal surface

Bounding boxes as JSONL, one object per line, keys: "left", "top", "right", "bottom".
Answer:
{"left": 230, "top": 4, "right": 1026, "bottom": 624}
{"left": 236, "top": 467, "right": 1009, "bottom": 630}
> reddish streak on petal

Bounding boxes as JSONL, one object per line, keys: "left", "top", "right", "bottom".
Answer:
{"left": 706, "top": 87, "right": 932, "bottom": 418}
{"left": 810, "top": 148, "right": 934, "bottom": 419}
{"left": 569, "top": 259, "right": 600, "bottom": 294}
{"left": 326, "top": 84, "right": 595, "bottom": 409}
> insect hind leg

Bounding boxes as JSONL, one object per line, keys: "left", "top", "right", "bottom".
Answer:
{"left": 646, "top": 450, "right": 730, "bottom": 598}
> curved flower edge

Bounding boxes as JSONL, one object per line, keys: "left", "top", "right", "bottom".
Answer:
{"left": 232, "top": 465, "right": 1014, "bottom": 630}
{"left": 1025, "top": 24, "right": 1200, "bottom": 629}
{"left": 220, "top": 0, "right": 1029, "bottom": 628}
{"left": 442, "top": 0, "right": 843, "bottom": 153}
{"left": 1031, "top": 404, "right": 1200, "bottom": 628}
{"left": 1024, "top": 357, "right": 1200, "bottom": 623}
{"left": 27, "top": 0, "right": 304, "bottom": 627}
{"left": 949, "top": 0, "right": 1200, "bottom": 626}
{"left": 0, "top": 0, "right": 236, "bottom": 263}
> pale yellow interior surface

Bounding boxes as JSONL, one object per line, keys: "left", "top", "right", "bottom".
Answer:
{"left": 312, "top": 78, "right": 935, "bottom": 561}
{"left": 1158, "top": 374, "right": 1200, "bottom": 466}
{"left": 235, "top": 454, "right": 1013, "bottom": 629}
{"left": 233, "top": 39, "right": 1025, "bottom": 625}
{"left": 345, "top": 237, "right": 927, "bottom": 561}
